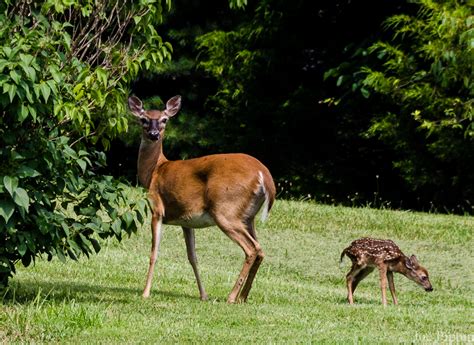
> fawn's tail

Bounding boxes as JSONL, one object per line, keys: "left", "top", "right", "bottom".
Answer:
{"left": 339, "top": 248, "right": 348, "bottom": 268}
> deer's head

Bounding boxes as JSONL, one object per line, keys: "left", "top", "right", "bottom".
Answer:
{"left": 128, "top": 95, "right": 182, "bottom": 141}
{"left": 403, "top": 255, "right": 433, "bottom": 292}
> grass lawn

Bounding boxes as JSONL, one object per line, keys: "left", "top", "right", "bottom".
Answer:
{"left": 1, "top": 200, "right": 473, "bottom": 343}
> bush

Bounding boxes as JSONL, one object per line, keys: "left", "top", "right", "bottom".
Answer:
{"left": 0, "top": 1, "right": 171, "bottom": 287}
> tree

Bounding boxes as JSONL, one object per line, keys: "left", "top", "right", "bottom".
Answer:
{"left": 167, "top": 0, "right": 407, "bottom": 201}
{"left": 0, "top": 0, "right": 172, "bottom": 287}
{"left": 357, "top": 0, "right": 473, "bottom": 211}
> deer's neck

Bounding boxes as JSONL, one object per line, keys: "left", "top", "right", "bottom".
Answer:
{"left": 137, "top": 137, "right": 168, "bottom": 188}
{"left": 391, "top": 255, "right": 409, "bottom": 274}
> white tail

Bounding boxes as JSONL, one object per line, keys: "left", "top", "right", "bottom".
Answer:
{"left": 259, "top": 171, "right": 270, "bottom": 223}
{"left": 128, "top": 95, "right": 276, "bottom": 303}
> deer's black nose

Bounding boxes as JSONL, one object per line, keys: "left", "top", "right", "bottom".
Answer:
{"left": 148, "top": 130, "right": 160, "bottom": 140}
{"left": 425, "top": 287, "right": 433, "bottom": 292}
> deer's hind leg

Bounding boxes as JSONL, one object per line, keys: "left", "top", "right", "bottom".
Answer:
{"left": 346, "top": 263, "right": 367, "bottom": 304}
{"left": 351, "top": 267, "right": 375, "bottom": 294}
{"left": 239, "top": 218, "right": 265, "bottom": 302}
{"left": 214, "top": 215, "right": 263, "bottom": 304}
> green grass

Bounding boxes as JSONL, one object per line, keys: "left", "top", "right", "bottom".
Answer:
{"left": 1, "top": 200, "right": 473, "bottom": 343}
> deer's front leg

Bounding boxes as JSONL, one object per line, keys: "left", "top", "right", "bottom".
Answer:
{"left": 378, "top": 264, "right": 388, "bottom": 306}
{"left": 143, "top": 214, "right": 163, "bottom": 298}
{"left": 183, "top": 227, "right": 208, "bottom": 301}
{"left": 387, "top": 271, "right": 398, "bottom": 305}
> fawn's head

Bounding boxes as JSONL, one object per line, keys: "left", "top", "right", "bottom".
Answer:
{"left": 403, "top": 255, "right": 433, "bottom": 292}
{"left": 128, "top": 95, "right": 182, "bottom": 141}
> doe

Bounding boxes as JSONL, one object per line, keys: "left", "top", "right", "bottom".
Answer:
{"left": 128, "top": 95, "right": 276, "bottom": 303}
{"left": 340, "top": 238, "right": 433, "bottom": 306}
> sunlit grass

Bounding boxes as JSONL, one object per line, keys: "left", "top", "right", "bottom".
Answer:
{"left": 1, "top": 200, "right": 473, "bottom": 343}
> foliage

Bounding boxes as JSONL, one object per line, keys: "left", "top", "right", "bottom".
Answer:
{"left": 0, "top": 0, "right": 171, "bottom": 287}
{"left": 332, "top": 0, "right": 473, "bottom": 209}
{"left": 155, "top": 0, "right": 406, "bottom": 203}
{"left": 110, "top": 0, "right": 472, "bottom": 213}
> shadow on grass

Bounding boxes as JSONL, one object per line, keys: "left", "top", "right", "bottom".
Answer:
{"left": 336, "top": 295, "right": 382, "bottom": 306}
{"left": 2, "top": 279, "right": 197, "bottom": 305}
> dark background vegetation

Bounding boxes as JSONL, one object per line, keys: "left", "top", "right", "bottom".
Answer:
{"left": 108, "top": 0, "right": 473, "bottom": 214}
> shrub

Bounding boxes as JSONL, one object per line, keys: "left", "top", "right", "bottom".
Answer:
{"left": 0, "top": 0, "right": 171, "bottom": 287}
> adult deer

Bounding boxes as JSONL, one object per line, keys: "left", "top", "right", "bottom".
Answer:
{"left": 128, "top": 95, "right": 276, "bottom": 303}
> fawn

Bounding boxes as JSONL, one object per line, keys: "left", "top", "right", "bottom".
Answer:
{"left": 340, "top": 238, "right": 433, "bottom": 306}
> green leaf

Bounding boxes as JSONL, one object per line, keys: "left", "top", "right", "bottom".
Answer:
{"left": 13, "top": 188, "right": 29, "bottom": 211}
{"left": 96, "top": 68, "right": 107, "bottom": 86}
{"left": 111, "top": 219, "right": 122, "bottom": 235}
{"left": 19, "top": 104, "right": 29, "bottom": 122}
{"left": 49, "top": 66, "right": 62, "bottom": 83}
{"left": 39, "top": 82, "right": 51, "bottom": 103}
{"left": 18, "top": 242, "right": 27, "bottom": 256}
{"left": 22, "top": 82, "right": 34, "bottom": 103}
{"left": 16, "top": 166, "right": 41, "bottom": 178}
{"left": 77, "top": 159, "right": 87, "bottom": 173}
{"left": 28, "top": 105, "right": 37, "bottom": 121}
{"left": 90, "top": 238, "right": 101, "bottom": 253}
{"left": 19, "top": 53, "right": 34, "bottom": 66}
{"left": 3, "top": 176, "right": 18, "bottom": 197}
{"left": 123, "top": 211, "right": 134, "bottom": 229}
{"left": 0, "top": 59, "right": 9, "bottom": 73}
{"left": 21, "top": 64, "right": 36, "bottom": 82}
{"left": 2, "top": 46, "right": 12, "bottom": 58}
{"left": 56, "top": 248, "right": 66, "bottom": 263}
{"left": 9, "top": 70, "right": 20, "bottom": 84}
{"left": 8, "top": 83, "right": 17, "bottom": 102}
{"left": 67, "top": 248, "right": 78, "bottom": 261}
{"left": 21, "top": 254, "right": 32, "bottom": 267}
{"left": 360, "top": 87, "right": 370, "bottom": 99}
{"left": 0, "top": 200, "right": 15, "bottom": 223}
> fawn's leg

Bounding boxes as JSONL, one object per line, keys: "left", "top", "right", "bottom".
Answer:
{"left": 387, "top": 271, "right": 398, "bottom": 305}
{"left": 346, "top": 264, "right": 365, "bottom": 304}
{"left": 378, "top": 264, "right": 389, "bottom": 306}
{"left": 143, "top": 215, "right": 163, "bottom": 298}
{"left": 183, "top": 227, "right": 208, "bottom": 301}
{"left": 351, "top": 267, "right": 374, "bottom": 294}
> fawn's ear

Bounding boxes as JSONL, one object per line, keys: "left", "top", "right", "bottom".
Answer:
{"left": 405, "top": 257, "right": 414, "bottom": 270}
{"left": 128, "top": 96, "right": 145, "bottom": 117}
{"left": 165, "top": 95, "right": 181, "bottom": 117}
{"left": 409, "top": 255, "right": 419, "bottom": 266}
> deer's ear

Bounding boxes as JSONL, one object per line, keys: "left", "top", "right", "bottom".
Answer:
{"left": 128, "top": 96, "right": 145, "bottom": 117}
{"left": 405, "top": 257, "right": 414, "bottom": 270}
{"left": 165, "top": 95, "right": 181, "bottom": 117}
{"left": 409, "top": 255, "right": 419, "bottom": 266}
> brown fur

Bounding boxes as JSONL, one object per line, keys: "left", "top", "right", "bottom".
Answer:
{"left": 341, "top": 238, "right": 433, "bottom": 306}
{"left": 129, "top": 95, "right": 276, "bottom": 303}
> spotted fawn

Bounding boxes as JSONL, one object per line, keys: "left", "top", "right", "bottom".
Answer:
{"left": 340, "top": 238, "right": 433, "bottom": 306}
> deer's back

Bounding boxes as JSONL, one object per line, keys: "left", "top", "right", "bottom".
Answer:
{"left": 344, "top": 238, "right": 404, "bottom": 264}
{"left": 152, "top": 153, "right": 275, "bottom": 225}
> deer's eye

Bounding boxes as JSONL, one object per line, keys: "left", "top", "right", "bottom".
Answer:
{"left": 421, "top": 276, "right": 428, "bottom": 281}
{"left": 161, "top": 117, "right": 168, "bottom": 124}
{"left": 140, "top": 118, "right": 150, "bottom": 126}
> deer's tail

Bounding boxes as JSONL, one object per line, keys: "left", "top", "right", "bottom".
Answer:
{"left": 258, "top": 170, "right": 276, "bottom": 223}
{"left": 339, "top": 248, "right": 348, "bottom": 268}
